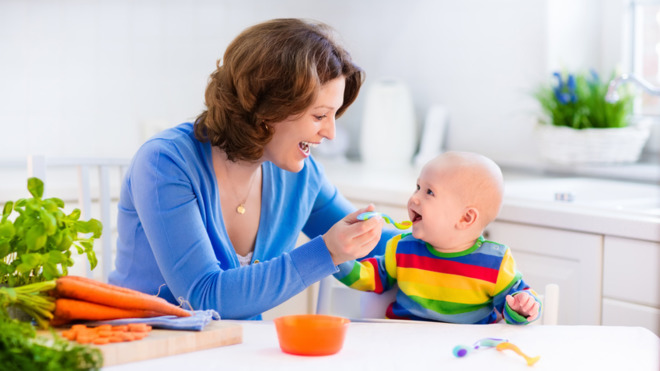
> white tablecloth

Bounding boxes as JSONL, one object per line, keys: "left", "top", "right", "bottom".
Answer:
{"left": 106, "top": 320, "right": 660, "bottom": 371}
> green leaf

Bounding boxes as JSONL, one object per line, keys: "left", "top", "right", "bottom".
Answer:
{"left": 86, "top": 250, "right": 98, "bottom": 270}
{"left": 39, "top": 209, "right": 57, "bottom": 235}
{"left": 75, "top": 219, "right": 103, "bottom": 238}
{"left": 0, "top": 220, "right": 15, "bottom": 243}
{"left": 16, "top": 253, "right": 42, "bottom": 273}
{"left": 2, "top": 201, "right": 13, "bottom": 219}
{"left": 27, "top": 177, "right": 44, "bottom": 198}
{"left": 0, "top": 242, "right": 9, "bottom": 259}
{"left": 25, "top": 223, "right": 46, "bottom": 252}
{"left": 42, "top": 262, "right": 61, "bottom": 279}
{"left": 68, "top": 208, "right": 81, "bottom": 221}
{"left": 58, "top": 232, "right": 74, "bottom": 251}
{"left": 45, "top": 197, "right": 65, "bottom": 209}
{"left": 47, "top": 250, "right": 68, "bottom": 264}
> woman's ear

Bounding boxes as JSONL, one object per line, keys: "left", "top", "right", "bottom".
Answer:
{"left": 456, "top": 207, "right": 479, "bottom": 230}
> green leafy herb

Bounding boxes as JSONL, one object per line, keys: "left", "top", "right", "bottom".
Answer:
{"left": 0, "top": 178, "right": 102, "bottom": 286}
{"left": 0, "top": 313, "right": 103, "bottom": 371}
{"left": 534, "top": 70, "right": 634, "bottom": 129}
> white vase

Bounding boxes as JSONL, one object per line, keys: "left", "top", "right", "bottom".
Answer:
{"left": 535, "top": 123, "right": 651, "bottom": 164}
{"left": 360, "top": 78, "right": 417, "bottom": 167}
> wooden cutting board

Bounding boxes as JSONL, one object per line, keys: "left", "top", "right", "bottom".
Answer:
{"left": 43, "top": 320, "right": 243, "bottom": 367}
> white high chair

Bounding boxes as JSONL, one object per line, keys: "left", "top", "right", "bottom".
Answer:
{"left": 27, "top": 155, "right": 130, "bottom": 283}
{"left": 316, "top": 275, "right": 560, "bottom": 325}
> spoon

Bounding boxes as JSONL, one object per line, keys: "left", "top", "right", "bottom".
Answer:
{"left": 452, "top": 337, "right": 508, "bottom": 358}
{"left": 496, "top": 342, "right": 541, "bottom": 366}
{"left": 357, "top": 211, "right": 412, "bottom": 230}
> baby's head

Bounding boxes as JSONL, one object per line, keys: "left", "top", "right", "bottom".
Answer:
{"left": 407, "top": 151, "right": 504, "bottom": 252}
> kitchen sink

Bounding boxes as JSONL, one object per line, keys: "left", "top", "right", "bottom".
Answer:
{"left": 503, "top": 177, "right": 660, "bottom": 216}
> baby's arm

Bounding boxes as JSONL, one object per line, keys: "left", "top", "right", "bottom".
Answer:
{"left": 493, "top": 247, "right": 542, "bottom": 324}
{"left": 333, "top": 236, "right": 399, "bottom": 293}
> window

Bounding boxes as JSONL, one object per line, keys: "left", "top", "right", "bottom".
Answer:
{"left": 630, "top": 1, "right": 660, "bottom": 116}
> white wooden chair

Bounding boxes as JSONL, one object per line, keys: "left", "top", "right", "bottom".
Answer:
{"left": 317, "top": 276, "right": 560, "bottom": 325}
{"left": 27, "top": 155, "right": 130, "bottom": 283}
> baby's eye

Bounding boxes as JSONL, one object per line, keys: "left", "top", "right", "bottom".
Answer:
{"left": 426, "top": 188, "right": 434, "bottom": 196}
{"left": 415, "top": 184, "right": 420, "bottom": 191}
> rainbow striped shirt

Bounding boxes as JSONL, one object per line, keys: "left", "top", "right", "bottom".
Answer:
{"left": 334, "top": 233, "right": 541, "bottom": 324}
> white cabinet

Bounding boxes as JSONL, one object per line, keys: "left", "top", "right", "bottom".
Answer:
{"left": 484, "top": 221, "right": 603, "bottom": 325}
{"left": 602, "top": 236, "right": 660, "bottom": 335}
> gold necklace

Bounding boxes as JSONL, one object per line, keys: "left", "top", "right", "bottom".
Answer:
{"left": 223, "top": 162, "right": 260, "bottom": 215}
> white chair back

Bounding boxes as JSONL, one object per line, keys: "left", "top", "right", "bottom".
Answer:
{"left": 27, "top": 155, "right": 130, "bottom": 283}
{"left": 317, "top": 275, "right": 560, "bottom": 325}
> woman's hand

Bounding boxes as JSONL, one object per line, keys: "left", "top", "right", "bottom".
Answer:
{"left": 323, "top": 204, "right": 385, "bottom": 265}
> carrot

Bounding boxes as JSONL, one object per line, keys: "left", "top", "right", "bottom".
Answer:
{"left": 51, "top": 298, "right": 164, "bottom": 325}
{"left": 61, "top": 323, "right": 153, "bottom": 345}
{"left": 127, "top": 323, "right": 151, "bottom": 332}
{"left": 53, "top": 276, "right": 191, "bottom": 317}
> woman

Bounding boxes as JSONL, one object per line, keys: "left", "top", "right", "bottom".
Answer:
{"left": 108, "top": 18, "right": 395, "bottom": 319}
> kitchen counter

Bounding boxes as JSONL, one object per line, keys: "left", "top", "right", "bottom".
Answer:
{"left": 105, "top": 319, "right": 659, "bottom": 370}
{"left": 317, "top": 159, "right": 660, "bottom": 242}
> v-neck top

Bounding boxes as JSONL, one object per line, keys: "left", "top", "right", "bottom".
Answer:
{"left": 109, "top": 123, "right": 395, "bottom": 320}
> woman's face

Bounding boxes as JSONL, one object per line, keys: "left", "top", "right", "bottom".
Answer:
{"left": 263, "top": 76, "right": 345, "bottom": 172}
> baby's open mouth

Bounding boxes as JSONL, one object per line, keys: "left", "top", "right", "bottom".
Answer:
{"left": 299, "top": 141, "right": 317, "bottom": 155}
{"left": 411, "top": 210, "right": 422, "bottom": 223}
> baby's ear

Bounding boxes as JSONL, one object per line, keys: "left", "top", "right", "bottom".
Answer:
{"left": 456, "top": 207, "right": 479, "bottom": 230}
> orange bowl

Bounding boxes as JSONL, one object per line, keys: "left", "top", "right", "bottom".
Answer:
{"left": 274, "top": 314, "right": 350, "bottom": 356}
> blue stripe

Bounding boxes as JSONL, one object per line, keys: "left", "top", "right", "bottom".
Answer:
{"left": 391, "top": 293, "right": 498, "bottom": 324}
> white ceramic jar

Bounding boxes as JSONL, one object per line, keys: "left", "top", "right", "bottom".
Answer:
{"left": 359, "top": 78, "right": 417, "bottom": 167}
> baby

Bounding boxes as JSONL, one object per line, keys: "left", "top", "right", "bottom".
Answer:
{"left": 334, "top": 151, "right": 541, "bottom": 324}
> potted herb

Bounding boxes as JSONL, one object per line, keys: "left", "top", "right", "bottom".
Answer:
{"left": 0, "top": 177, "right": 102, "bottom": 287}
{"left": 533, "top": 70, "right": 650, "bottom": 164}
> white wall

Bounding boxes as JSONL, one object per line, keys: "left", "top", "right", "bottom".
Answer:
{"left": 0, "top": 0, "right": 624, "bottom": 165}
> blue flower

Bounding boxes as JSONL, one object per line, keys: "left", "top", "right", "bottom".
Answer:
{"left": 552, "top": 72, "right": 573, "bottom": 105}
{"left": 567, "top": 74, "right": 578, "bottom": 103}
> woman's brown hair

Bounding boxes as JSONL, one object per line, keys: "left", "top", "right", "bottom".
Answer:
{"left": 194, "top": 18, "right": 365, "bottom": 162}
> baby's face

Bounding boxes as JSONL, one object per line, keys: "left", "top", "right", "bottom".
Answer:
{"left": 407, "top": 161, "right": 465, "bottom": 249}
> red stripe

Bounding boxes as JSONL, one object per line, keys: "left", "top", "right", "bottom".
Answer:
{"left": 397, "top": 253, "right": 498, "bottom": 283}
{"left": 362, "top": 258, "right": 383, "bottom": 293}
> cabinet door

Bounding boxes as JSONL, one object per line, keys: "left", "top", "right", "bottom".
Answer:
{"left": 602, "top": 298, "right": 660, "bottom": 336}
{"left": 603, "top": 236, "right": 660, "bottom": 308}
{"left": 484, "top": 221, "right": 603, "bottom": 325}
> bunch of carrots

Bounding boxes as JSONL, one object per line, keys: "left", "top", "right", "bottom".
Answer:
{"left": 62, "top": 323, "right": 152, "bottom": 345}
{"left": 0, "top": 275, "right": 191, "bottom": 329}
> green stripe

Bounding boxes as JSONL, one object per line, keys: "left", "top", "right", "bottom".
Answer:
{"left": 409, "top": 295, "right": 490, "bottom": 315}
{"left": 338, "top": 262, "right": 363, "bottom": 287}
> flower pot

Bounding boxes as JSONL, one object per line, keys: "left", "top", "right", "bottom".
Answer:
{"left": 535, "top": 123, "right": 651, "bottom": 164}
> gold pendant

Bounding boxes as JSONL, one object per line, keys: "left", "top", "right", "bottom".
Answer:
{"left": 236, "top": 204, "right": 246, "bottom": 214}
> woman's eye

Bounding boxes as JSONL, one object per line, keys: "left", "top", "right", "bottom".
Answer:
{"left": 314, "top": 115, "right": 327, "bottom": 121}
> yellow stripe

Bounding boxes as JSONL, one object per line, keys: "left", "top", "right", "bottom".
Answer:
{"left": 384, "top": 235, "right": 401, "bottom": 280}
{"left": 493, "top": 249, "right": 517, "bottom": 295}
{"left": 349, "top": 260, "right": 376, "bottom": 291}
{"left": 398, "top": 268, "right": 493, "bottom": 304}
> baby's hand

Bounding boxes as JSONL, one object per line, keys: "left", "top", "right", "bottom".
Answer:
{"left": 505, "top": 292, "right": 540, "bottom": 322}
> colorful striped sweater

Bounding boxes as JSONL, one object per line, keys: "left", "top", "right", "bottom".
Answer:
{"left": 334, "top": 233, "right": 541, "bottom": 324}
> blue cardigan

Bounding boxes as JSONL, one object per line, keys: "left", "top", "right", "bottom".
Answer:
{"left": 109, "top": 123, "right": 393, "bottom": 320}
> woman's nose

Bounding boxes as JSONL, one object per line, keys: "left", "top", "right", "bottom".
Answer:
{"left": 320, "top": 116, "right": 336, "bottom": 140}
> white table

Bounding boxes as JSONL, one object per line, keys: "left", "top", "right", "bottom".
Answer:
{"left": 106, "top": 320, "right": 660, "bottom": 371}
